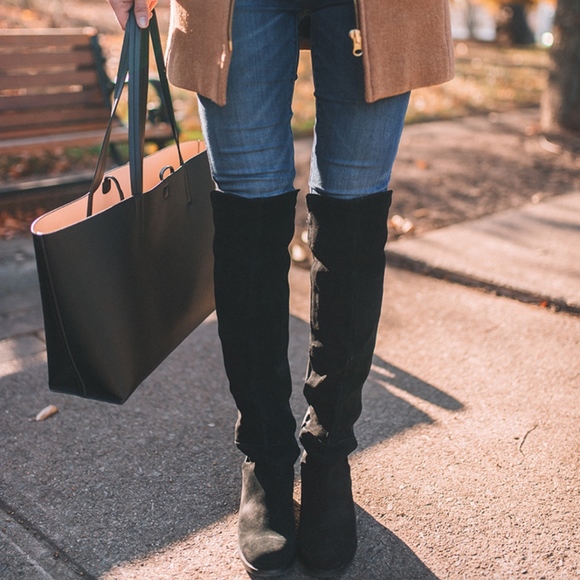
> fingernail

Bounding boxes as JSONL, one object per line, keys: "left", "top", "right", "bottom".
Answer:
{"left": 138, "top": 16, "right": 148, "bottom": 28}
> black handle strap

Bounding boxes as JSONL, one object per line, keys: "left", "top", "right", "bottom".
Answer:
{"left": 127, "top": 13, "right": 149, "bottom": 200}
{"left": 149, "top": 15, "right": 183, "bottom": 161}
{"left": 87, "top": 10, "right": 183, "bottom": 217}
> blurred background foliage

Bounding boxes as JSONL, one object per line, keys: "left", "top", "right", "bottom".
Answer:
{"left": 0, "top": 0, "right": 575, "bottom": 184}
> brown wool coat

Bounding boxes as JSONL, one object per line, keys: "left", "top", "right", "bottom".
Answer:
{"left": 166, "top": 0, "right": 455, "bottom": 106}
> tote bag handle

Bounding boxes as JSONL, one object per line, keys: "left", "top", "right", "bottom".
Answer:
{"left": 87, "top": 10, "right": 184, "bottom": 216}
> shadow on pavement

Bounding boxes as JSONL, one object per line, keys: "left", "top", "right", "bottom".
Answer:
{"left": 1, "top": 314, "right": 461, "bottom": 578}
{"left": 353, "top": 506, "right": 440, "bottom": 579}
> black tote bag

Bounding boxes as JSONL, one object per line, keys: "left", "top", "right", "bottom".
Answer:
{"left": 31, "top": 13, "right": 215, "bottom": 404}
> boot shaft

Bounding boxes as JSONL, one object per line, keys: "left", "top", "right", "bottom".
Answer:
{"left": 211, "top": 190, "right": 300, "bottom": 463}
{"left": 302, "top": 191, "right": 393, "bottom": 451}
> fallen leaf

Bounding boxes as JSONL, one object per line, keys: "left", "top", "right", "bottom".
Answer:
{"left": 389, "top": 215, "right": 415, "bottom": 234}
{"left": 35, "top": 404, "right": 59, "bottom": 421}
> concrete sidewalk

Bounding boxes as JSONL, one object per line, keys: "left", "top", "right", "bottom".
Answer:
{"left": 386, "top": 192, "right": 580, "bottom": 314}
{"left": 1, "top": 197, "right": 579, "bottom": 576}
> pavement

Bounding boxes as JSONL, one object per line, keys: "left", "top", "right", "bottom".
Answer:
{"left": 1, "top": 119, "right": 579, "bottom": 579}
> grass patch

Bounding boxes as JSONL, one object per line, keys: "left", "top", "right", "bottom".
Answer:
{"left": 405, "top": 41, "right": 549, "bottom": 124}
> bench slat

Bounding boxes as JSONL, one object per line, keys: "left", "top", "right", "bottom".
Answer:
{"left": 0, "top": 49, "right": 96, "bottom": 70}
{"left": 0, "top": 29, "right": 97, "bottom": 48}
{"left": 0, "top": 88, "right": 106, "bottom": 112}
{"left": 0, "top": 70, "right": 100, "bottom": 91}
{"left": 0, "top": 107, "right": 110, "bottom": 132}
{"left": 1, "top": 122, "right": 113, "bottom": 141}
{"left": 0, "top": 123, "right": 172, "bottom": 156}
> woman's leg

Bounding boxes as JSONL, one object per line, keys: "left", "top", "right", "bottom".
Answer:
{"left": 198, "top": 0, "right": 299, "bottom": 199}
{"left": 298, "top": 0, "right": 410, "bottom": 575}
{"left": 198, "top": 0, "right": 302, "bottom": 575}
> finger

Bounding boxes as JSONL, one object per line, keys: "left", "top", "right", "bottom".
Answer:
{"left": 133, "top": 0, "right": 152, "bottom": 28}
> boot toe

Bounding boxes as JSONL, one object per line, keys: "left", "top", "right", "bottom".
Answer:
{"left": 298, "top": 522, "right": 356, "bottom": 577}
{"left": 298, "top": 457, "right": 357, "bottom": 576}
{"left": 238, "top": 459, "right": 297, "bottom": 576}
{"left": 239, "top": 532, "right": 295, "bottom": 577}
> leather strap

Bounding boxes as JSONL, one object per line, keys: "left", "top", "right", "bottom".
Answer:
{"left": 127, "top": 13, "right": 148, "bottom": 199}
{"left": 149, "top": 15, "right": 183, "bottom": 163}
{"left": 87, "top": 10, "right": 183, "bottom": 216}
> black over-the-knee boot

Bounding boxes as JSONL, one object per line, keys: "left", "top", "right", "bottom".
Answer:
{"left": 298, "top": 191, "right": 392, "bottom": 577}
{"left": 211, "top": 190, "right": 300, "bottom": 577}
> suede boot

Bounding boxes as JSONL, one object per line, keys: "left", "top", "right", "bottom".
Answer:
{"left": 298, "top": 191, "right": 392, "bottom": 577}
{"left": 211, "top": 190, "right": 301, "bottom": 576}
{"left": 238, "top": 458, "right": 297, "bottom": 576}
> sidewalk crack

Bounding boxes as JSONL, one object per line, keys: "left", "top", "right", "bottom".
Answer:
{"left": 0, "top": 496, "right": 95, "bottom": 579}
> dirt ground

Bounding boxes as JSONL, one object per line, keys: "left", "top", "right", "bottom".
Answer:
{"left": 290, "top": 108, "right": 580, "bottom": 263}
{"left": 1, "top": 1, "right": 580, "bottom": 244}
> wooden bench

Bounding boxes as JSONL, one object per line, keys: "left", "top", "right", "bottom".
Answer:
{"left": 0, "top": 27, "right": 175, "bottom": 161}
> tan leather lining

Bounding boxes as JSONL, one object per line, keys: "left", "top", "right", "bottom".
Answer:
{"left": 31, "top": 141, "right": 207, "bottom": 235}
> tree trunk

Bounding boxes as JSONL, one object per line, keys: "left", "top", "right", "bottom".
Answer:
{"left": 465, "top": 0, "right": 477, "bottom": 40}
{"left": 541, "top": 0, "right": 580, "bottom": 134}
{"left": 496, "top": 3, "right": 535, "bottom": 46}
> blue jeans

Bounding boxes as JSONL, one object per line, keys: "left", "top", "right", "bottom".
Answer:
{"left": 198, "top": 0, "right": 410, "bottom": 199}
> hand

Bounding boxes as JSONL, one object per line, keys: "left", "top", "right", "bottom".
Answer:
{"left": 108, "top": 0, "right": 158, "bottom": 30}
